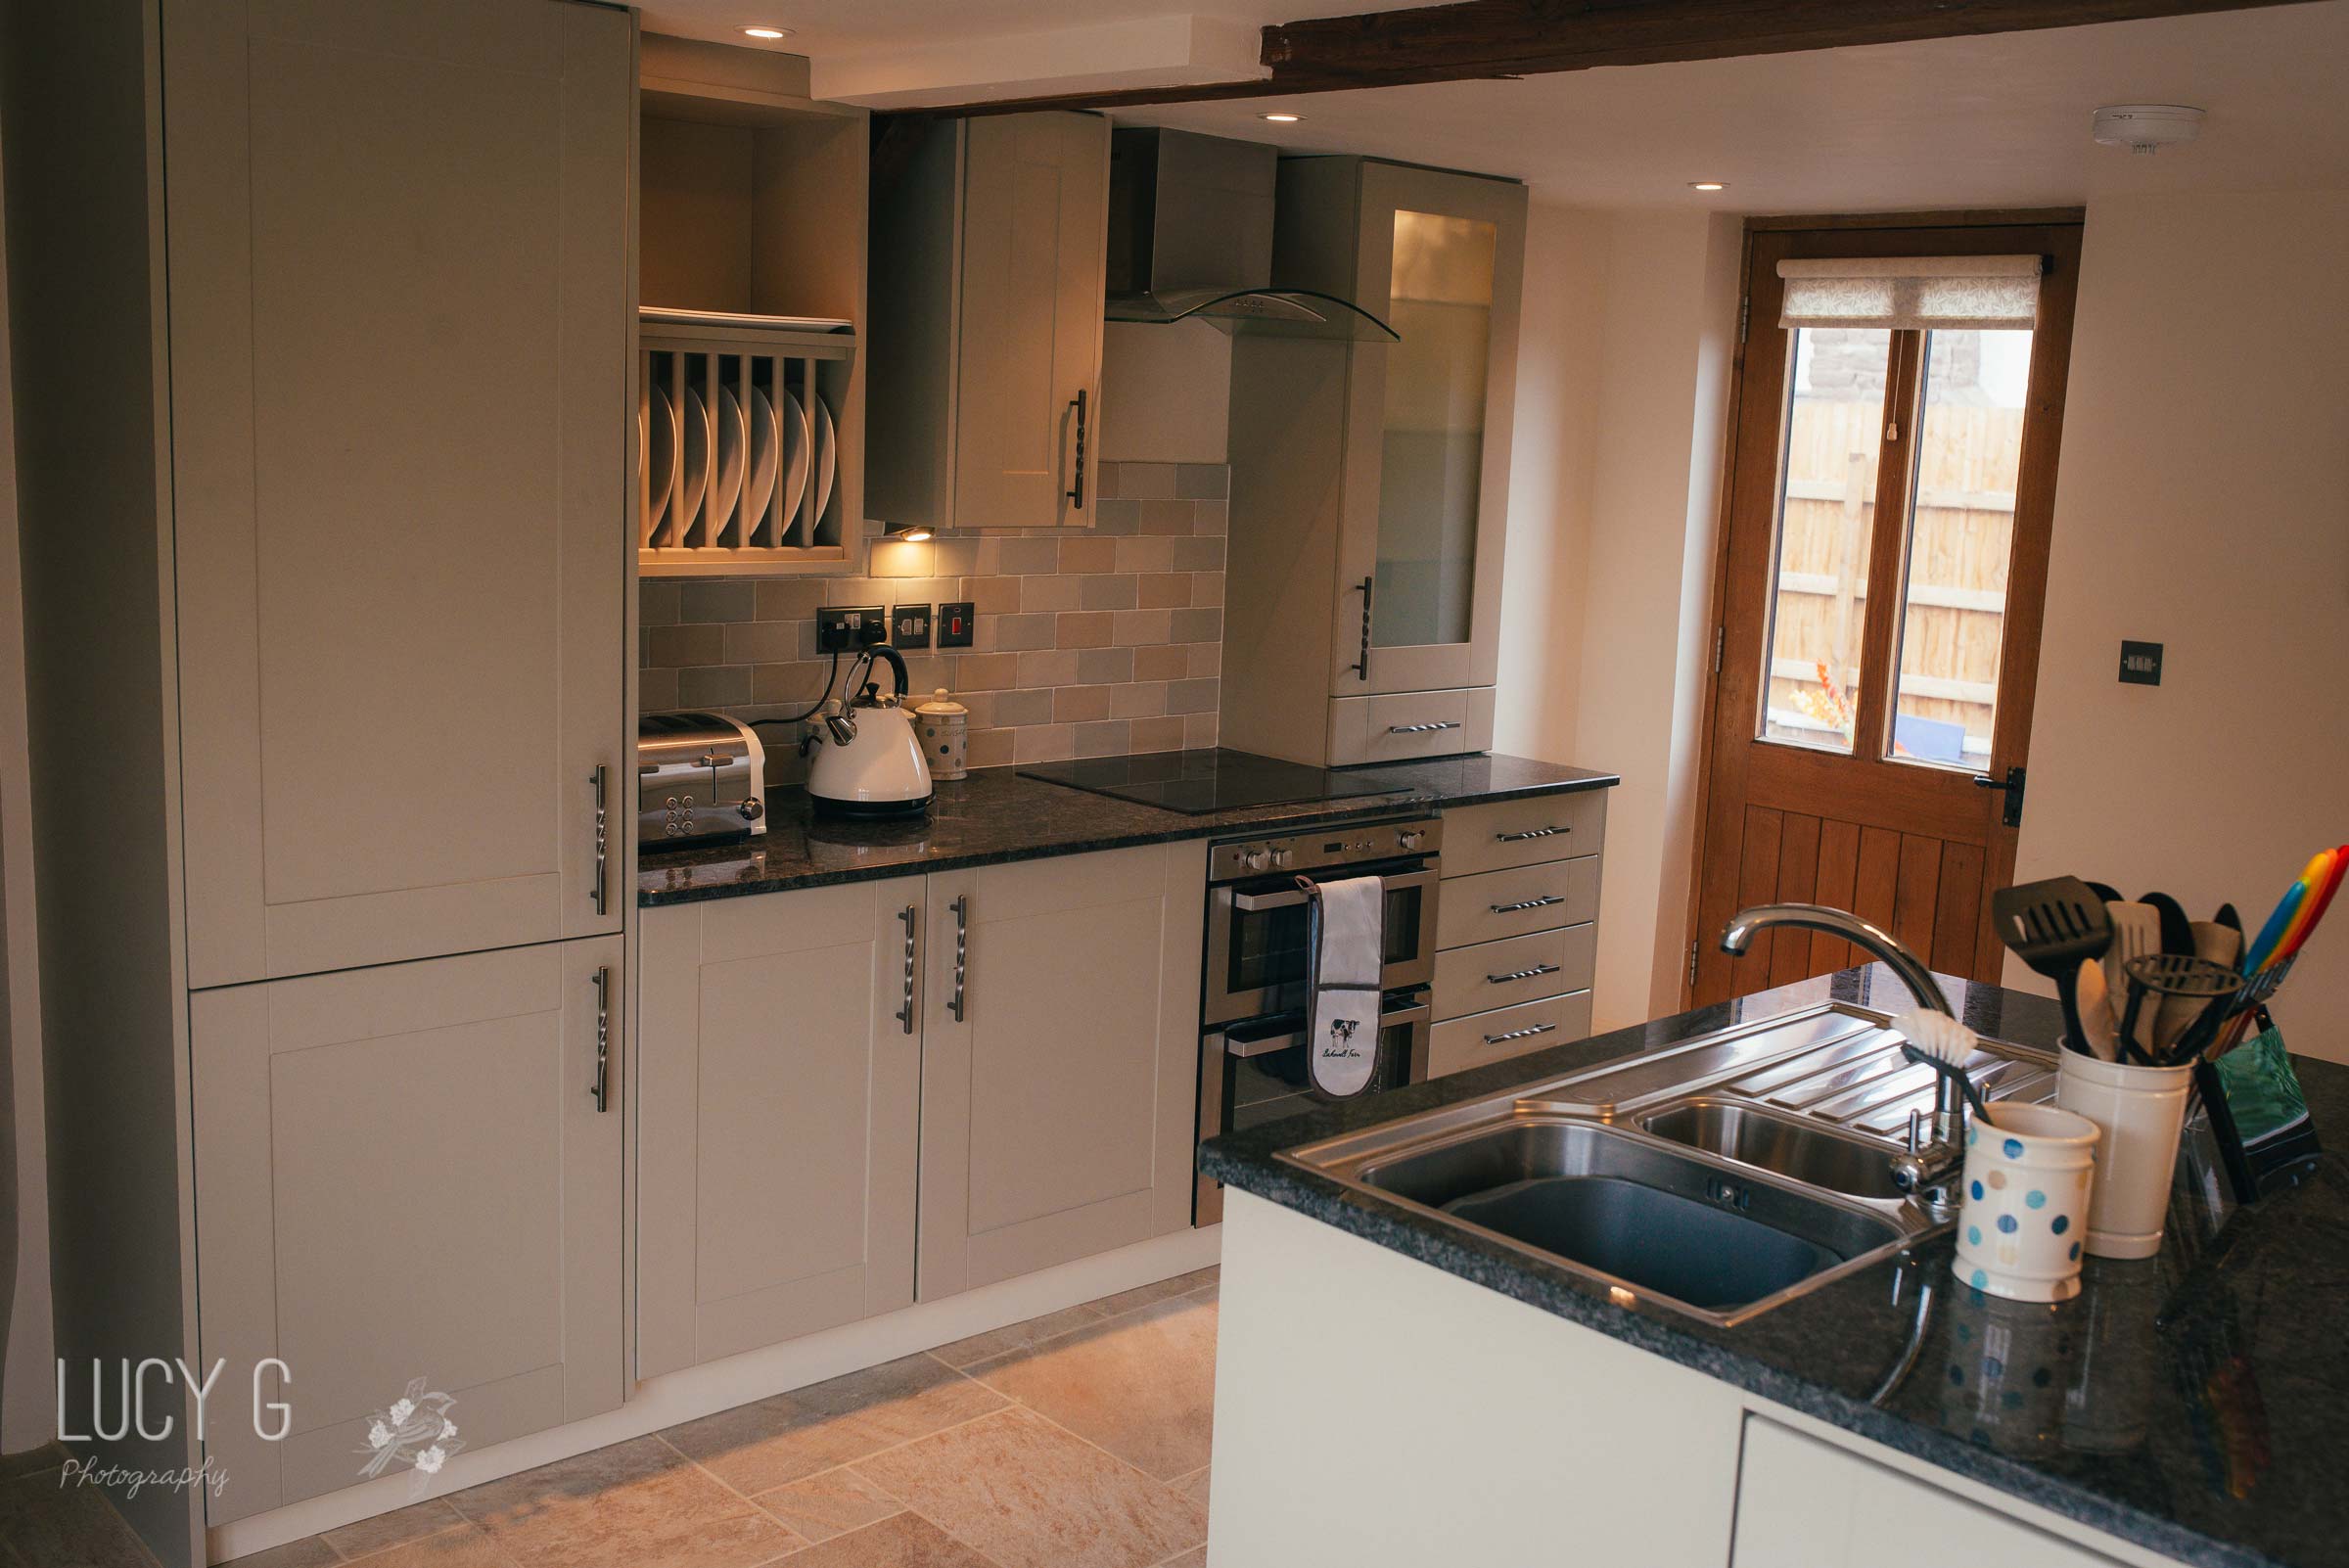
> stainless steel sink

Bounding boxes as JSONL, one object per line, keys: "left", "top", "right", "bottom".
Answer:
{"left": 1279, "top": 1001, "right": 2056, "bottom": 1327}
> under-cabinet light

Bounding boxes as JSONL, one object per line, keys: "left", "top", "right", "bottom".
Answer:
{"left": 1688, "top": 181, "right": 1727, "bottom": 192}
{"left": 741, "top": 25, "right": 793, "bottom": 40}
{"left": 1259, "top": 113, "right": 1304, "bottom": 123}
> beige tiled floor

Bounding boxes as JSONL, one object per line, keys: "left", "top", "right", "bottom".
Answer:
{"left": 0, "top": 1267, "right": 1219, "bottom": 1568}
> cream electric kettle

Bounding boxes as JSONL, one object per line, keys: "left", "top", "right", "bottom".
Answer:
{"left": 806, "top": 644, "right": 935, "bottom": 817}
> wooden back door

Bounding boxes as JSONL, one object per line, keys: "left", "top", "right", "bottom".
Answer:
{"left": 1690, "top": 220, "right": 2081, "bottom": 1006}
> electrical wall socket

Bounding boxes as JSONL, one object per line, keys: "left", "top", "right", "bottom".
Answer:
{"left": 817, "top": 606, "right": 886, "bottom": 653}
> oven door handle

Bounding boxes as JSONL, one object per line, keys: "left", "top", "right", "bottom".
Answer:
{"left": 1228, "top": 865, "right": 1435, "bottom": 913}
{"left": 1223, "top": 998, "right": 1432, "bottom": 1058}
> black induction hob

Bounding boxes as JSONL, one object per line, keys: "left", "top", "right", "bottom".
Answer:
{"left": 1017, "top": 748, "right": 1417, "bottom": 815}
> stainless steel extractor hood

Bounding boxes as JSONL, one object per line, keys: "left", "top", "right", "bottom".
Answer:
{"left": 1105, "top": 127, "right": 1397, "bottom": 343}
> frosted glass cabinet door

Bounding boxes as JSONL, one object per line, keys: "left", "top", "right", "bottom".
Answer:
{"left": 1335, "top": 163, "right": 1526, "bottom": 697}
{"left": 164, "top": 0, "right": 632, "bottom": 987}
{"left": 191, "top": 938, "right": 625, "bottom": 1524}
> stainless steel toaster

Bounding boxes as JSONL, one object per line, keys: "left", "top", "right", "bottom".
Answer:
{"left": 637, "top": 711, "right": 767, "bottom": 846}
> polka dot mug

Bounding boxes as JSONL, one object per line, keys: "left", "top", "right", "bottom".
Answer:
{"left": 1951, "top": 1102, "right": 2101, "bottom": 1304}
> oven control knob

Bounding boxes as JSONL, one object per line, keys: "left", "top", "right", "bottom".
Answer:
{"left": 1398, "top": 829, "right": 1425, "bottom": 851}
{"left": 1269, "top": 848, "right": 1292, "bottom": 869}
{"left": 1240, "top": 848, "right": 1270, "bottom": 872}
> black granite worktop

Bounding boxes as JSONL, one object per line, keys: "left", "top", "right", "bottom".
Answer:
{"left": 1203, "top": 965, "right": 2349, "bottom": 1568}
{"left": 638, "top": 752, "right": 1618, "bottom": 906}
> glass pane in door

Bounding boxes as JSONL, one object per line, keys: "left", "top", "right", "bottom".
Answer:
{"left": 1373, "top": 210, "right": 1497, "bottom": 648}
{"left": 1886, "top": 329, "right": 2034, "bottom": 768}
{"left": 1758, "top": 328, "right": 1894, "bottom": 751}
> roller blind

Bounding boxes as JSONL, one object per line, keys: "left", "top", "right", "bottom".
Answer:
{"left": 1776, "top": 254, "right": 2041, "bottom": 331}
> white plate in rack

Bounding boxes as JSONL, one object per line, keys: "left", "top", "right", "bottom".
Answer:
{"left": 777, "top": 388, "right": 811, "bottom": 546}
{"left": 742, "top": 385, "right": 780, "bottom": 546}
{"left": 708, "top": 382, "right": 747, "bottom": 547}
{"left": 678, "top": 383, "right": 711, "bottom": 546}
{"left": 645, "top": 381, "right": 679, "bottom": 545}
{"left": 812, "top": 395, "right": 838, "bottom": 537}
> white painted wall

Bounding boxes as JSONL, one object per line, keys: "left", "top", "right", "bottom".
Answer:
{"left": 2013, "top": 188, "right": 2349, "bottom": 1060}
{"left": 1496, "top": 206, "right": 1742, "bottom": 1031}
{"left": 0, "top": 115, "right": 53, "bottom": 1454}
{"left": 1099, "top": 318, "right": 1230, "bottom": 464}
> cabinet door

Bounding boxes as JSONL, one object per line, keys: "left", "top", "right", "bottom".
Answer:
{"left": 636, "top": 884, "right": 921, "bottom": 1377}
{"left": 165, "top": 0, "right": 631, "bottom": 988}
{"left": 192, "top": 937, "right": 623, "bottom": 1523}
{"left": 1732, "top": 1418, "right": 2124, "bottom": 1568}
{"left": 953, "top": 112, "right": 1109, "bottom": 529}
{"left": 919, "top": 842, "right": 1206, "bottom": 1298}
{"left": 1334, "top": 162, "right": 1527, "bottom": 695}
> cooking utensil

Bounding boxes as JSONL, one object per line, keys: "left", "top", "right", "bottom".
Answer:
{"left": 2084, "top": 881, "right": 2125, "bottom": 903}
{"left": 2241, "top": 880, "right": 2306, "bottom": 977}
{"left": 1993, "top": 877, "right": 2111, "bottom": 1054}
{"left": 2104, "top": 900, "right": 2162, "bottom": 1018}
{"left": 2073, "top": 957, "right": 2120, "bottom": 1061}
{"left": 2160, "top": 919, "right": 2246, "bottom": 1050}
{"left": 2120, "top": 954, "right": 2245, "bottom": 1067}
{"left": 2142, "top": 892, "right": 2194, "bottom": 960}
{"left": 2274, "top": 847, "right": 2345, "bottom": 965}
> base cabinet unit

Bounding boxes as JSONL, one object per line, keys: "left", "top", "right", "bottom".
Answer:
{"left": 634, "top": 840, "right": 1204, "bottom": 1373}
{"left": 1221, "top": 158, "right": 1527, "bottom": 766}
{"left": 1730, "top": 1418, "right": 2124, "bottom": 1568}
{"left": 191, "top": 939, "right": 625, "bottom": 1525}
{"left": 868, "top": 111, "right": 1111, "bottom": 530}
{"left": 917, "top": 842, "right": 1206, "bottom": 1298}
{"left": 1429, "top": 792, "right": 1606, "bottom": 1075}
{"left": 635, "top": 883, "right": 921, "bottom": 1378}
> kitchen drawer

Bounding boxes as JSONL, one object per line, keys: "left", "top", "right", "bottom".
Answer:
{"left": 1437, "top": 855, "right": 1601, "bottom": 948}
{"left": 1327, "top": 686, "right": 1496, "bottom": 765}
{"left": 1442, "top": 790, "right": 1608, "bottom": 880}
{"left": 1433, "top": 923, "right": 1596, "bottom": 1022}
{"left": 1429, "top": 990, "right": 1593, "bottom": 1080}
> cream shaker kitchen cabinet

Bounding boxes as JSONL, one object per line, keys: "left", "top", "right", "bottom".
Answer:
{"left": 1222, "top": 159, "right": 1527, "bottom": 765}
{"left": 634, "top": 882, "right": 922, "bottom": 1378}
{"left": 917, "top": 841, "right": 1205, "bottom": 1298}
{"left": 868, "top": 111, "right": 1110, "bottom": 530}
{"left": 166, "top": 0, "right": 632, "bottom": 987}
{"left": 191, "top": 938, "right": 625, "bottom": 1525}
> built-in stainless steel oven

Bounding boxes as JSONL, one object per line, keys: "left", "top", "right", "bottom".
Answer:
{"left": 1201, "top": 816, "right": 1443, "bottom": 1026}
{"left": 1194, "top": 816, "right": 1443, "bottom": 1223}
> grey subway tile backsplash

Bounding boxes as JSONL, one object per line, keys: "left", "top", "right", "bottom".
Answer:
{"left": 640, "top": 462, "right": 1228, "bottom": 777}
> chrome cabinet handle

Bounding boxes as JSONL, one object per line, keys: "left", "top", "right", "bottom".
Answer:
{"left": 1492, "top": 895, "right": 1566, "bottom": 914}
{"left": 589, "top": 965, "right": 611, "bottom": 1112}
{"left": 1388, "top": 721, "right": 1459, "bottom": 735}
{"left": 589, "top": 764, "right": 610, "bottom": 915}
{"left": 1496, "top": 824, "right": 1568, "bottom": 842}
{"left": 898, "top": 906, "right": 917, "bottom": 1035}
{"left": 1349, "top": 576, "right": 1374, "bottom": 681}
{"left": 1487, "top": 963, "right": 1561, "bottom": 985}
{"left": 1484, "top": 1023, "right": 1556, "bottom": 1046}
{"left": 950, "top": 895, "right": 969, "bottom": 1023}
{"left": 1065, "top": 389, "right": 1089, "bottom": 509}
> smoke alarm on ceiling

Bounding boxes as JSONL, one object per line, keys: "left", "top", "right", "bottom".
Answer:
{"left": 2092, "top": 104, "right": 2206, "bottom": 154}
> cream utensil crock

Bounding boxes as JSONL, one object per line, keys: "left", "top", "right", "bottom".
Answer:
{"left": 2055, "top": 1050, "right": 2194, "bottom": 1260}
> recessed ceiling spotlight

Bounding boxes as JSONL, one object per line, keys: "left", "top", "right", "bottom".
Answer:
{"left": 1259, "top": 112, "right": 1304, "bottom": 123}
{"left": 2091, "top": 104, "right": 2204, "bottom": 154}
{"left": 1688, "top": 181, "right": 1727, "bottom": 192}
{"left": 741, "top": 24, "right": 793, "bottom": 40}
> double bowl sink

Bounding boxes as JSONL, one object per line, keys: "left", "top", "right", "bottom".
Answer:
{"left": 1279, "top": 1002, "right": 2056, "bottom": 1326}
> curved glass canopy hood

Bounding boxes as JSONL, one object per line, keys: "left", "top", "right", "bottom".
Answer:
{"left": 1107, "top": 285, "right": 1399, "bottom": 342}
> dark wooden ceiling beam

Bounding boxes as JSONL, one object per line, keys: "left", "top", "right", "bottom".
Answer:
{"left": 894, "top": 0, "right": 2314, "bottom": 117}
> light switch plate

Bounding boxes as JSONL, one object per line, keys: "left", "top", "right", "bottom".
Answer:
{"left": 892, "top": 603, "right": 933, "bottom": 649}
{"left": 938, "top": 600, "right": 975, "bottom": 649}
{"left": 2118, "top": 640, "right": 2163, "bottom": 686}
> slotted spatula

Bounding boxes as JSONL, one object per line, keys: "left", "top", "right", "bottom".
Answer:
{"left": 1993, "top": 876, "right": 2112, "bottom": 1052}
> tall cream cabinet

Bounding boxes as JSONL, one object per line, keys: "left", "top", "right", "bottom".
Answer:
{"left": 3, "top": 2, "right": 632, "bottom": 1561}
{"left": 634, "top": 842, "right": 1204, "bottom": 1377}
{"left": 867, "top": 112, "right": 1111, "bottom": 531}
{"left": 1221, "top": 159, "right": 1528, "bottom": 767}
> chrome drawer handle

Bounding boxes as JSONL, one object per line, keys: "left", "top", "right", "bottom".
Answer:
{"left": 1496, "top": 824, "right": 1568, "bottom": 842}
{"left": 1487, "top": 963, "right": 1561, "bottom": 985}
{"left": 1484, "top": 1023, "right": 1556, "bottom": 1046}
{"left": 589, "top": 966, "right": 612, "bottom": 1113}
{"left": 588, "top": 764, "right": 610, "bottom": 915}
{"left": 898, "top": 906, "right": 917, "bottom": 1035}
{"left": 1492, "top": 895, "right": 1566, "bottom": 914}
{"left": 950, "top": 894, "right": 969, "bottom": 1022}
{"left": 1349, "top": 576, "right": 1373, "bottom": 680}
{"left": 1387, "top": 720, "right": 1460, "bottom": 735}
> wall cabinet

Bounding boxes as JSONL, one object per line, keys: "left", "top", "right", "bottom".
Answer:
{"left": 165, "top": 0, "right": 632, "bottom": 987}
{"left": 635, "top": 882, "right": 921, "bottom": 1379}
{"left": 634, "top": 840, "right": 1203, "bottom": 1374}
{"left": 868, "top": 111, "right": 1111, "bottom": 530}
{"left": 192, "top": 939, "right": 625, "bottom": 1524}
{"left": 1222, "top": 159, "right": 1527, "bottom": 765}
